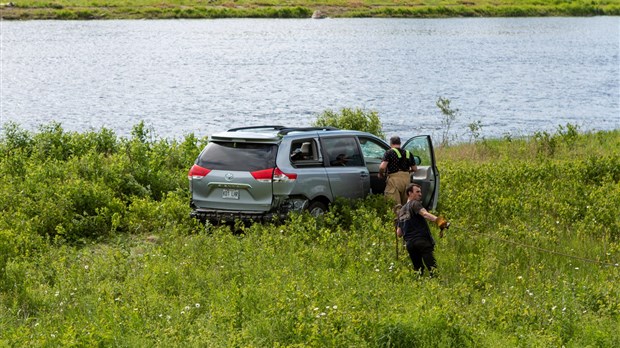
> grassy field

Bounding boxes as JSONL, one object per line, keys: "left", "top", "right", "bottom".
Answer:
{"left": 0, "top": 120, "right": 618, "bottom": 346}
{"left": 1, "top": 0, "right": 619, "bottom": 19}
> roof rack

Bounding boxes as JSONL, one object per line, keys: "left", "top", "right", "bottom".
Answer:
{"left": 226, "top": 125, "right": 339, "bottom": 135}
{"left": 277, "top": 126, "right": 339, "bottom": 135}
{"left": 227, "top": 125, "right": 286, "bottom": 132}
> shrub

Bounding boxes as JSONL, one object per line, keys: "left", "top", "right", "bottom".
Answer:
{"left": 313, "top": 107, "right": 385, "bottom": 138}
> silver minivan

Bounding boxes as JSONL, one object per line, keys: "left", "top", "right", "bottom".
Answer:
{"left": 188, "top": 126, "right": 439, "bottom": 224}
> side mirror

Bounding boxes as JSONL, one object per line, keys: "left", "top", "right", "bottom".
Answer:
{"left": 413, "top": 155, "right": 421, "bottom": 166}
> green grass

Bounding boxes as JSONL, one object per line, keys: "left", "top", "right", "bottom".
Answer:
{"left": 1, "top": 0, "right": 619, "bottom": 19}
{"left": 0, "top": 121, "right": 619, "bottom": 346}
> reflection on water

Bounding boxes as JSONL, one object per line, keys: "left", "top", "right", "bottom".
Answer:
{"left": 1, "top": 17, "right": 619, "bottom": 140}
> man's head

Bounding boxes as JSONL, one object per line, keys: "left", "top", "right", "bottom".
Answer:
{"left": 389, "top": 136, "right": 401, "bottom": 147}
{"left": 406, "top": 183, "right": 423, "bottom": 201}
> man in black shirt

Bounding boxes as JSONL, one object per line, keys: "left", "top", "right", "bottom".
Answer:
{"left": 397, "top": 183, "right": 449, "bottom": 276}
{"left": 378, "top": 136, "right": 417, "bottom": 206}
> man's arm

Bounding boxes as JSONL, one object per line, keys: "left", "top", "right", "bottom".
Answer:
{"left": 418, "top": 207, "right": 438, "bottom": 222}
{"left": 378, "top": 161, "right": 388, "bottom": 179}
{"left": 409, "top": 154, "right": 418, "bottom": 172}
{"left": 418, "top": 207, "right": 450, "bottom": 232}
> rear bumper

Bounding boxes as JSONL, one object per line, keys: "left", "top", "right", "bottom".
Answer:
{"left": 190, "top": 208, "right": 287, "bottom": 224}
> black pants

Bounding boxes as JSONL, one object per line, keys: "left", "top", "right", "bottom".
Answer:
{"left": 405, "top": 238, "right": 436, "bottom": 275}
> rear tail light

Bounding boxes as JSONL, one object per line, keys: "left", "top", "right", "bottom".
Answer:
{"left": 251, "top": 167, "right": 297, "bottom": 182}
{"left": 251, "top": 168, "right": 275, "bottom": 182}
{"left": 273, "top": 167, "right": 297, "bottom": 182}
{"left": 188, "top": 164, "right": 211, "bottom": 179}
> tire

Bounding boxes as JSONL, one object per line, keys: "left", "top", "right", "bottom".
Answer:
{"left": 306, "top": 201, "right": 328, "bottom": 217}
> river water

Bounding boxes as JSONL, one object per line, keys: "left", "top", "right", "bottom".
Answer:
{"left": 1, "top": 17, "right": 618, "bottom": 141}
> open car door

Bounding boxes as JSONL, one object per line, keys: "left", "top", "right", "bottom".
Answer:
{"left": 402, "top": 135, "right": 440, "bottom": 210}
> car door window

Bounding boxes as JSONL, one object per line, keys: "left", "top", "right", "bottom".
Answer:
{"left": 402, "top": 135, "right": 439, "bottom": 210}
{"left": 322, "top": 137, "right": 364, "bottom": 167}
{"left": 359, "top": 137, "right": 388, "bottom": 160}
{"left": 403, "top": 137, "right": 432, "bottom": 165}
{"left": 290, "top": 138, "right": 323, "bottom": 167}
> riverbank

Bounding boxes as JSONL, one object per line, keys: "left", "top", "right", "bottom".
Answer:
{"left": 1, "top": 123, "right": 618, "bottom": 346}
{"left": 1, "top": 0, "right": 619, "bottom": 20}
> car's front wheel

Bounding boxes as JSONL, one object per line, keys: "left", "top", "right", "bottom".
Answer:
{"left": 306, "top": 201, "right": 328, "bottom": 217}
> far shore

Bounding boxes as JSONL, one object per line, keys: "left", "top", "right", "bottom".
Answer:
{"left": 1, "top": 1, "right": 619, "bottom": 20}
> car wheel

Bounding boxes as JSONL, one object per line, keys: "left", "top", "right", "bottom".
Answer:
{"left": 307, "top": 201, "right": 327, "bottom": 217}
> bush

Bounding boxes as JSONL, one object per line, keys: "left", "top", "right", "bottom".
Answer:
{"left": 313, "top": 108, "right": 385, "bottom": 139}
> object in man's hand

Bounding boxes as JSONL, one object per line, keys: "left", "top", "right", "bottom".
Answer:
{"left": 436, "top": 216, "right": 450, "bottom": 230}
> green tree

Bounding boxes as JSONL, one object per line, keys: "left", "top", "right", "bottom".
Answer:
{"left": 313, "top": 107, "right": 385, "bottom": 138}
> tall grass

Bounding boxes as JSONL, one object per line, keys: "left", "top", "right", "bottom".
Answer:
{"left": 0, "top": 122, "right": 618, "bottom": 346}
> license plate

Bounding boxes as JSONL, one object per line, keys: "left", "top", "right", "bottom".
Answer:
{"left": 222, "top": 189, "right": 239, "bottom": 200}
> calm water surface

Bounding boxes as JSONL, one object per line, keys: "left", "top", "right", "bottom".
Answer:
{"left": 1, "top": 17, "right": 619, "bottom": 141}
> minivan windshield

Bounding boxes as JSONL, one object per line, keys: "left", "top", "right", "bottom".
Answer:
{"left": 197, "top": 142, "right": 277, "bottom": 171}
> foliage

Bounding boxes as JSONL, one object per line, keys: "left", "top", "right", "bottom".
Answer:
{"left": 1, "top": 122, "right": 619, "bottom": 346}
{"left": 313, "top": 107, "right": 385, "bottom": 139}
{"left": 2, "top": 0, "right": 619, "bottom": 19}
{"left": 0, "top": 121, "right": 204, "bottom": 243}
{"left": 435, "top": 97, "right": 460, "bottom": 147}
{"left": 466, "top": 120, "right": 483, "bottom": 143}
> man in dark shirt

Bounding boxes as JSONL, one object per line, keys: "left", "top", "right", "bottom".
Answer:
{"left": 378, "top": 136, "right": 417, "bottom": 206}
{"left": 397, "top": 183, "right": 449, "bottom": 276}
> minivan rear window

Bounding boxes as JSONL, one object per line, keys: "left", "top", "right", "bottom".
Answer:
{"left": 196, "top": 142, "right": 277, "bottom": 172}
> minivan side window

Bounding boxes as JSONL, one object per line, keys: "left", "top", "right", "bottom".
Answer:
{"left": 322, "top": 137, "right": 364, "bottom": 167}
{"left": 290, "top": 139, "right": 323, "bottom": 167}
